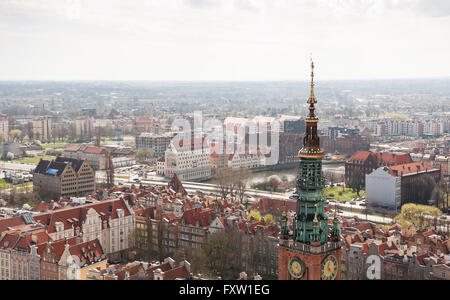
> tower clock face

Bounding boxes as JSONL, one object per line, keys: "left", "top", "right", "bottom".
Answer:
{"left": 321, "top": 255, "right": 338, "bottom": 280}
{"left": 288, "top": 257, "right": 306, "bottom": 279}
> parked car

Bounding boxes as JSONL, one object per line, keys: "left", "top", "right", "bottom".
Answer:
{"left": 340, "top": 200, "right": 346, "bottom": 204}
{"left": 349, "top": 201, "right": 356, "bottom": 205}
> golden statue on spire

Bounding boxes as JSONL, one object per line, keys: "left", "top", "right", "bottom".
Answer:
{"left": 307, "top": 57, "right": 317, "bottom": 105}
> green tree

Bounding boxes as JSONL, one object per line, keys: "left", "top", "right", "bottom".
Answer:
{"left": 246, "top": 210, "right": 262, "bottom": 222}
{"left": 136, "top": 148, "right": 155, "bottom": 163}
{"left": 9, "top": 129, "right": 21, "bottom": 142}
{"left": 202, "top": 229, "right": 243, "bottom": 279}
{"left": 349, "top": 169, "right": 363, "bottom": 197}
{"left": 395, "top": 203, "right": 442, "bottom": 232}
{"left": 263, "top": 214, "right": 275, "bottom": 225}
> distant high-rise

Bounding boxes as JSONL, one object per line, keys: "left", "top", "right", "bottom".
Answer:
{"left": 32, "top": 117, "right": 52, "bottom": 142}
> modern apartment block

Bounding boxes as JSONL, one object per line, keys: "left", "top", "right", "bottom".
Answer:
{"left": 163, "top": 138, "right": 211, "bottom": 181}
{"left": 32, "top": 117, "right": 52, "bottom": 142}
{"left": 33, "top": 157, "right": 96, "bottom": 198}
{"left": 136, "top": 132, "right": 174, "bottom": 157}
{"left": 0, "top": 117, "right": 9, "bottom": 141}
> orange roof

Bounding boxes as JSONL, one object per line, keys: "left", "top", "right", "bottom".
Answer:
{"left": 83, "top": 146, "right": 105, "bottom": 154}
{"left": 162, "top": 265, "right": 190, "bottom": 280}
{"left": 348, "top": 151, "right": 412, "bottom": 165}
{"left": 388, "top": 162, "right": 435, "bottom": 176}
{"left": 65, "top": 145, "right": 81, "bottom": 151}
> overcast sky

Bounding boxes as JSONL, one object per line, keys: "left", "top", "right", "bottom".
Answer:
{"left": 1, "top": 0, "right": 450, "bottom": 81}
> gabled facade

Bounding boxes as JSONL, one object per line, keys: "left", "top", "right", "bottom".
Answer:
{"left": 33, "top": 157, "right": 96, "bottom": 199}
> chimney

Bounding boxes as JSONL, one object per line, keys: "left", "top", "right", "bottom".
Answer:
{"left": 181, "top": 260, "right": 191, "bottom": 274}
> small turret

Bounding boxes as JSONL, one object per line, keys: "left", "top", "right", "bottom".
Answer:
{"left": 280, "top": 210, "right": 289, "bottom": 239}
{"left": 330, "top": 208, "right": 340, "bottom": 241}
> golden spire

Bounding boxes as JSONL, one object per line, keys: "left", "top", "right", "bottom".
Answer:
{"left": 307, "top": 57, "right": 317, "bottom": 105}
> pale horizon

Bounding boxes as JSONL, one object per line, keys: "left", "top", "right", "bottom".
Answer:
{"left": 1, "top": 0, "right": 450, "bottom": 81}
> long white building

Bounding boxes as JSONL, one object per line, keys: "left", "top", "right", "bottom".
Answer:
{"left": 163, "top": 139, "right": 212, "bottom": 181}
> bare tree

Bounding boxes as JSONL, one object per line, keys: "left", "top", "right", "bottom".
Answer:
{"left": 215, "top": 168, "right": 234, "bottom": 200}
{"left": 233, "top": 169, "right": 252, "bottom": 206}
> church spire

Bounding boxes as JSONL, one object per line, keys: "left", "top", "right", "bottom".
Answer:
{"left": 298, "top": 58, "right": 324, "bottom": 159}
{"left": 307, "top": 58, "right": 317, "bottom": 120}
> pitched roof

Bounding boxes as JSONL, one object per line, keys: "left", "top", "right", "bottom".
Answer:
{"left": 180, "top": 208, "right": 213, "bottom": 227}
{"left": 388, "top": 162, "right": 436, "bottom": 177}
{"left": 54, "top": 156, "right": 85, "bottom": 173}
{"left": 69, "top": 239, "right": 104, "bottom": 266}
{"left": 33, "top": 198, "right": 132, "bottom": 234}
{"left": 0, "top": 233, "right": 20, "bottom": 249}
{"left": 161, "top": 265, "right": 190, "bottom": 280}
{"left": 348, "top": 151, "right": 412, "bottom": 166}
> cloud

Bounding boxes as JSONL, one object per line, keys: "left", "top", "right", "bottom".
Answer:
{"left": 183, "top": 0, "right": 222, "bottom": 9}
{"left": 416, "top": 0, "right": 450, "bottom": 17}
{"left": 0, "top": 0, "right": 449, "bottom": 80}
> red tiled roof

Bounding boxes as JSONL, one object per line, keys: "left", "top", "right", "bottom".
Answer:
{"left": 378, "top": 243, "right": 389, "bottom": 256}
{"left": 423, "top": 228, "right": 437, "bottom": 237}
{"left": 69, "top": 239, "right": 104, "bottom": 266}
{"left": 348, "top": 151, "right": 412, "bottom": 166}
{"left": 33, "top": 198, "right": 132, "bottom": 234}
{"left": 180, "top": 208, "right": 213, "bottom": 227}
{"left": 113, "top": 263, "right": 145, "bottom": 280}
{"left": 146, "top": 262, "right": 172, "bottom": 278}
{"left": 250, "top": 198, "right": 296, "bottom": 213}
{"left": 162, "top": 265, "right": 190, "bottom": 280}
{"left": 83, "top": 146, "right": 105, "bottom": 154}
{"left": 0, "top": 216, "right": 25, "bottom": 234}
{"left": 0, "top": 233, "right": 20, "bottom": 249}
{"left": 348, "top": 151, "right": 372, "bottom": 162}
{"left": 65, "top": 145, "right": 81, "bottom": 152}
{"left": 388, "top": 162, "right": 435, "bottom": 176}
{"left": 354, "top": 223, "right": 375, "bottom": 233}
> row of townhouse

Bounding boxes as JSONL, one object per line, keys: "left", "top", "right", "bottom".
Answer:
{"left": 0, "top": 223, "right": 107, "bottom": 280}
{"left": 340, "top": 219, "right": 450, "bottom": 280}
{"left": 32, "top": 197, "right": 135, "bottom": 255}
{"left": 0, "top": 197, "right": 135, "bottom": 266}
{"left": 126, "top": 182, "right": 281, "bottom": 278}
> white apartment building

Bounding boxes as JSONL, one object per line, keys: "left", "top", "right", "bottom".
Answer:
{"left": 385, "top": 120, "right": 423, "bottom": 137}
{"left": 32, "top": 117, "right": 52, "bottom": 142}
{"left": 163, "top": 141, "right": 211, "bottom": 181}
{"left": 366, "top": 167, "right": 401, "bottom": 210}
{"left": 0, "top": 117, "right": 9, "bottom": 141}
{"left": 423, "top": 120, "right": 443, "bottom": 136}
{"left": 75, "top": 117, "right": 94, "bottom": 139}
{"left": 136, "top": 132, "right": 174, "bottom": 157}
